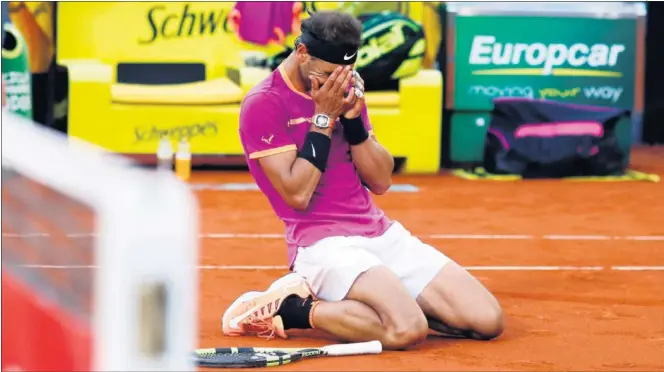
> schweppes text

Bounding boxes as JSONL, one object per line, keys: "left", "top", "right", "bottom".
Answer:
{"left": 140, "top": 4, "right": 230, "bottom": 44}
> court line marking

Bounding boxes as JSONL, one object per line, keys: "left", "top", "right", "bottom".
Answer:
{"left": 17, "top": 265, "right": 664, "bottom": 271}
{"left": 3, "top": 232, "right": 664, "bottom": 241}
{"left": 202, "top": 234, "right": 664, "bottom": 241}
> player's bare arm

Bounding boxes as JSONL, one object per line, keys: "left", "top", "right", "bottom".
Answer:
{"left": 258, "top": 148, "right": 326, "bottom": 210}
{"left": 348, "top": 133, "right": 394, "bottom": 195}
{"left": 341, "top": 73, "right": 394, "bottom": 195}
{"left": 259, "top": 66, "right": 355, "bottom": 210}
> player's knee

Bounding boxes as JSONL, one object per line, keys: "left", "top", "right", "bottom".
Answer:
{"left": 382, "top": 312, "right": 429, "bottom": 350}
{"left": 471, "top": 304, "right": 504, "bottom": 340}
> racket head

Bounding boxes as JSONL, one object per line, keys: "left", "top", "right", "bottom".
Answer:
{"left": 193, "top": 347, "right": 323, "bottom": 368}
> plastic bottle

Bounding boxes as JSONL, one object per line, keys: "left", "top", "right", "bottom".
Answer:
{"left": 175, "top": 137, "right": 191, "bottom": 181}
{"left": 156, "top": 135, "right": 173, "bottom": 171}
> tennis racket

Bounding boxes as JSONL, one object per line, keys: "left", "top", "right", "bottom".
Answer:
{"left": 193, "top": 340, "right": 382, "bottom": 368}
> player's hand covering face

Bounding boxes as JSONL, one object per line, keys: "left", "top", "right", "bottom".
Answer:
{"left": 309, "top": 65, "right": 357, "bottom": 119}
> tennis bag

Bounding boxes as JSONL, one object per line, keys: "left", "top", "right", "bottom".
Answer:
{"left": 257, "top": 12, "right": 425, "bottom": 91}
{"left": 355, "top": 11, "right": 425, "bottom": 91}
{"left": 483, "top": 98, "right": 630, "bottom": 178}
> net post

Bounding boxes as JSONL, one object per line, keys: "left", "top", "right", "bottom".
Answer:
{"left": 95, "top": 173, "right": 199, "bottom": 370}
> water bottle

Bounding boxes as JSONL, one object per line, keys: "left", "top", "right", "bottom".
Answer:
{"left": 175, "top": 137, "right": 191, "bottom": 181}
{"left": 156, "top": 135, "right": 173, "bottom": 171}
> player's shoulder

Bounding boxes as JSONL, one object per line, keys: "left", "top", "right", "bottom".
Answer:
{"left": 242, "top": 75, "right": 288, "bottom": 112}
{"left": 242, "top": 70, "right": 290, "bottom": 107}
{"left": 240, "top": 72, "right": 291, "bottom": 133}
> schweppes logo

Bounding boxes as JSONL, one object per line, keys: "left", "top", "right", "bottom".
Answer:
{"left": 468, "top": 35, "right": 626, "bottom": 78}
{"left": 140, "top": 4, "right": 231, "bottom": 44}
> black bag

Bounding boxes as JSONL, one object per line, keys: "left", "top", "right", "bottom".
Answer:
{"left": 355, "top": 11, "right": 425, "bottom": 91}
{"left": 483, "top": 98, "right": 630, "bottom": 178}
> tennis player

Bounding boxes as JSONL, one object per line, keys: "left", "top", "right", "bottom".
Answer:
{"left": 223, "top": 11, "right": 504, "bottom": 349}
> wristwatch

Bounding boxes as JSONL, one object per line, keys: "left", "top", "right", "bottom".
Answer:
{"left": 312, "top": 113, "right": 332, "bottom": 129}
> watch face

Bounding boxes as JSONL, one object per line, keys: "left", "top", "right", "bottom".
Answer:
{"left": 314, "top": 115, "right": 329, "bottom": 127}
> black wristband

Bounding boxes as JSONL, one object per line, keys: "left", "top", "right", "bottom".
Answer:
{"left": 340, "top": 116, "right": 370, "bottom": 145}
{"left": 297, "top": 131, "right": 331, "bottom": 172}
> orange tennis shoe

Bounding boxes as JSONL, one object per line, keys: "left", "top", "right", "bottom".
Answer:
{"left": 221, "top": 274, "right": 314, "bottom": 339}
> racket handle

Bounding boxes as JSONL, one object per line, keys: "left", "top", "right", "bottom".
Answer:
{"left": 323, "top": 340, "right": 383, "bottom": 356}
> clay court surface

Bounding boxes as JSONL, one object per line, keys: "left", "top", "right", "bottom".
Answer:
{"left": 196, "top": 147, "right": 664, "bottom": 371}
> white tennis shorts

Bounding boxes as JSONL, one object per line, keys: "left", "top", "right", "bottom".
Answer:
{"left": 292, "top": 221, "right": 452, "bottom": 302}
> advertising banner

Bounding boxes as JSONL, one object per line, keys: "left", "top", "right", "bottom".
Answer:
{"left": 8, "top": 1, "right": 54, "bottom": 74}
{"left": 2, "top": 23, "right": 33, "bottom": 119}
{"left": 453, "top": 15, "right": 637, "bottom": 110}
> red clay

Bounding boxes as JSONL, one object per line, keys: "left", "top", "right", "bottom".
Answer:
{"left": 196, "top": 146, "right": 664, "bottom": 371}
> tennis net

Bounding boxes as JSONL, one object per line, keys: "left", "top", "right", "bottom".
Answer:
{"left": 1, "top": 111, "right": 199, "bottom": 371}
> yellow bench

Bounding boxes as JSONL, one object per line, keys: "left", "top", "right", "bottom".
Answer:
{"left": 61, "top": 58, "right": 268, "bottom": 157}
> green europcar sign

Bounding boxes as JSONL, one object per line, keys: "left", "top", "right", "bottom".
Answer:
{"left": 453, "top": 16, "right": 637, "bottom": 110}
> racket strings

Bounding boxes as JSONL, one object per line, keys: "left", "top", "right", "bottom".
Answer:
{"left": 195, "top": 351, "right": 217, "bottom": 359}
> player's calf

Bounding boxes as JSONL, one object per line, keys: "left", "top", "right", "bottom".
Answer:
{"left": 276, "top": 266, "right": 429, "bottom": 350}
{"left": 343, "top": 266, "right": 429, "bottom": 349}
{"left": 274, "top": 293, "right": 428, "bottom": 350}
{"left": 417, "top": 262, "right": 504, "bottom": 341}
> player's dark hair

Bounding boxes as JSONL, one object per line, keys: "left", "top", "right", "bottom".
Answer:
{"left": 300, "top": 11, "right": 363, "bottom": 50}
